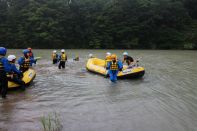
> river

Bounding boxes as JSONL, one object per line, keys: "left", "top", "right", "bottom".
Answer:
{"left": 0, "top": 50, "right": 197, "bottom": 131}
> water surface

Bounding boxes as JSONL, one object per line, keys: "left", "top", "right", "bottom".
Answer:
{"left": 0, "top": 50, "right": 197, "bottom": 131}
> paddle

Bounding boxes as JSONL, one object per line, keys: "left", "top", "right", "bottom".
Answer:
{"left": 35, "top": 57, "right": 42, "bottom": 60}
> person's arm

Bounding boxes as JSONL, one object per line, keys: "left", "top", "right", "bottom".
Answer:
{"left": 30, "top": 57, "right": 36, "bottom": 64}
{"left": 18, "top": 57, "right": 24, "bottom": 65}
{"left": 118, "top": 61, "right": 123, "bottom": 71}
{"left": 106, "top": 62, "right": 111, "bottom": 70}
{"left": 2, "top": 58, "right": 10, "bottom": 73}
{"left": 12, "top": 64, "right": 22, "bottom": 76}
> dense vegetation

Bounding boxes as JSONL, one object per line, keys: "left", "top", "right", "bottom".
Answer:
{"left": 0, "top": 0, "right": 196, "bottom": 49}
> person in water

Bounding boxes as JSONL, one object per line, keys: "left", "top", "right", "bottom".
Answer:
{"left": 107, "top": 54, "right": 123, "bottom": 82}
{"left": 27, "top": 47, "right": 37, "bottom": 66}
{"left": 122, "top": 52, "right": 134, "bottom": 66}
{"left": 73, "top": 55, "right": 79, "bottom": 61}
{"left": 89, "top": 54, "right": 94, "bottom": 58}
{"left": 58, "top": 49, "right": 67, "bottom": 69}
{"left": 7, "top": 55, "right": 25, "bottom": 90}
{"left": 104, "top": 52, "right": 112, "bottom": 77}
{"left": 18, "top": 49, "right": 32, "bottom": 73}
{"left": 105, "top": 52, "right": 111, "bottom": 68}
{"left": 0, "top": 47, "right": 9, "bottom": 98}
{"left": 52, "top": 50, "right": 59, "bottom": 64}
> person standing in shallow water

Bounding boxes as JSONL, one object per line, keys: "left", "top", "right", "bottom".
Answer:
{"left": 105, "top": 52, "right": 111, "bottom": 68}
{"left": 107, "top": 54, "right": 123, "bottom": 82}
{"left": 0, "top": 47, "right": 9, "bottom": 98}
{"left": 58, "top": 49, "right": 67, "bottom": 69}
{"left": 52, "top": 50, "right": 59, "bottom": 64}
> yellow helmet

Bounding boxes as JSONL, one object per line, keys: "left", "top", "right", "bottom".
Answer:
{"left": 111, "top": 54, "right": 117, "bottom": 59}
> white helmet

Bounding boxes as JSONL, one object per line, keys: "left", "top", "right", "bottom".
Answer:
{"left": 53, "top": 50, "right": 57, "bottom": 53}
{"left": 8, "top": 55, "right": 16, "bottom": 61}
{"left": 89, "top": 54, "right": 93, "bottom": 58}
{"left": 61, "top": 49, "right": 65, "bottom": 53}
{"left": 123, "top": 52, "right": 128, "bottom": 56}
{"left": 106, "top": 52, "right": 111, "bottom": 56}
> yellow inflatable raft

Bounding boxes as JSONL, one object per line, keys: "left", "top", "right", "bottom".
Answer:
{"left": 86, "top": 58, "right": 145, "bottom": 79}
{"left": 8, "top": 68, "right": 36, "bottom": 89}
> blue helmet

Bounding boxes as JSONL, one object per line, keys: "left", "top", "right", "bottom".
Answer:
{"left": 23, "top": 49, "right": 29, "bottom": 55}
{"left": 0, "top": 47, "right": 7, "bottom": 56}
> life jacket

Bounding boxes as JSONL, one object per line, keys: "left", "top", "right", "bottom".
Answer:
{"left": 20, "top": 57, "right": 30, "bottom": 69}
{"left": 52, "top": 53, "right": 57, "bottom": 59}
{"left": 0, "top": 58, "right": 4, "bottom": 71}
{"left": 110, "top": 61, "right": 118, "bottom": 70}
{"left": 60, "top": 54, "right": 66, "bottom": 61}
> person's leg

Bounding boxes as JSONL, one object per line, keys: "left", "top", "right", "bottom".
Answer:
{"left": 62, "top": 61, "right": 65, "bottom": 69}
{"left": 109, "top": 71, "right": 115, "bottom": 82}
{"left": 53, "top": 59, "right": 57, "bottom": 64}
{"left": 114, "top": 71, "right": 118, "bottom": 81}
{"left": 1, "top": 72, "right": 8, "bottom": 98}
{"left": 60, "top": 61, "right": 63, "bottom": 69}
{"left": 58, "top": 61, "right": 61, "bottom": 69}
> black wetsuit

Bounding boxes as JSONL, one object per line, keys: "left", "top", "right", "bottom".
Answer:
{"left": 0, "top": 58, "right": 8, "bottom": 98}
{"left": 123, "top": 56, "right": 134, "bottom": 66}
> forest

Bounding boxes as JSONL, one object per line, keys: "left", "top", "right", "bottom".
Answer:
{"left": 0, "top": 0, "right": 196, "bottom": 49}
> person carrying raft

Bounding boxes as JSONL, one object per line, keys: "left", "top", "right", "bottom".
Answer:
{"left": 7, "top": 55, "right": 26, "bottom": 90}
{"left": 0, "top": 47, "right": 9, "bottom": 98}
{"left": 58, "top": 49, "right": 67, "bottom": 69}
{"left": 107, "top": 54, "right": 123, "bottom": 82}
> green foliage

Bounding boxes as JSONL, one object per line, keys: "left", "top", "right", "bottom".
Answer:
{"left": 0, "top": 0, "right": 196, "bottom": 49}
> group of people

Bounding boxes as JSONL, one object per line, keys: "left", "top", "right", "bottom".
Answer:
{"left": 51, "top": 49, "right": 80, "bottom": 69}
{"left": 0, "top": 47, "right": 136, "bottom": 98}
{"left": 51, "top": 49, "right": 68, "bottom": 69}
{"left": 90, "top": 52, "right": 136, "bottom": 82}
{"left": 0, "top": 47, "right": 36, "bottom": 98}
